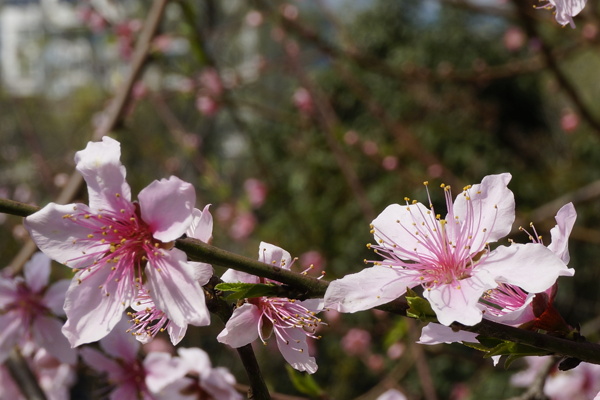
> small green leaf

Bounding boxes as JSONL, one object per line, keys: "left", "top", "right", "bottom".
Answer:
{"left": 214, "top": 282, "right": 279, "bottom": 301}
{"left": 285, "top": 365, "right": 323, "bottom": 398}
{"left": 405, "top": 287, "right": 438, "bottom": 322}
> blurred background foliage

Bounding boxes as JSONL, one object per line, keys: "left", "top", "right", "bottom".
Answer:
{"left": 2, "top": 0, "right": 600, "bottom": 398}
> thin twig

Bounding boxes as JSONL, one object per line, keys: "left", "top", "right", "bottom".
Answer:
{"left": 506, "top": 357, "right": 555, "bottom": 400}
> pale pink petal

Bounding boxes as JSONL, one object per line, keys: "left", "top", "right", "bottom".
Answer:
{"left": 324, "top": 265, "right": 421, "bottom": 313}
{"left": 74, "top": 136, "right": 132, "bottom": 211}
{"left": 484, "top": 293, "right": 536, "bottom": 326}
{"left": 483, "top": 243, "right": 574, "bottom": 294}
{"left": 549, "top": 0, "right": 587, "bottom": 27}
{"left": 100, "top": 318, "right": 140, "bottom": 363}
{"left": 451, "top": 173, "right": 515, "bottom": 251}
{"left": 80, "top": 347, "right": 122, "bottom": 377}
{"left": 24, "top": 252, "right": 51, "bottom": 293}
{"left": 547, "top": 202, "right": 576, "bottom": 263}
{"left": 138, "top": 176, "right": 195, "bottom": 242}
{"left": 145, "top": 250, "right": 210, "bottom": 327}
{"left": 217, "top": 303, "right": 261, "bottom": 348}
{"left": 62, "top": 267, "right": 134, "bottom": 347}
{"left": 32, "top": 316, "right": 77, "bottom": 365}
{"left": 418, "top": 322, "right": 479, "bottom": 345}
{"left": 372, "top": 203, "right": 439, "bottom": 261}
{"left": 110, "top": 382, "right": 140, "bottom": 400}
{"left": 177, "top": 347, "right": 212, "bottom": 378}
{"left": 0, "top": 280, "right": 18, "bottom": 308}
{"left": 24, "top": 203, "right": 109, "bottom": 269}
{"left": 276, "top": 327, "right": 317, "bottom": 374}
{"left": 0, "top": 313, "right": 22, "bottom": 363}
{"left": 144, "top": 352, "right": 187, "bottom": 393}
{"left": 183, "top": 261, "right": 213, "bottom": 286}
{"left": 259, "top": 242, "right": 292, "bottom": 270}
{"left": 221, "top": 268, "right": 259, "bottom": 284}
{"left": 424, "top": 272, "right": 497, "bottom": 326}
{"left": 167, "top": 323, "right": 187, "bottom": 346}
{"left": 203, "top": 367, "right": 242, "bottom": 400}
{"left": 186, "top": 205, "right": 213, "bottom": 243}
{"left": 376, "top": 389, "right": 407, "bottom": 400}
{"left": 42, "top": 279, "right": 70, "bottom": 316}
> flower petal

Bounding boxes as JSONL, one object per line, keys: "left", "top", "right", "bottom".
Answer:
{"left": 418, "top": 322, "right": 479, "bottom": 345}
{"left": 258, "top": 242, "right": 292, "bottom": 270}
{"left": 100, "top": 317, "right": 140, "bottom": 363}
{"left": 186, "top": 205, "right": 213, "bottom": 243}
{"left": 42, "top": 279, "right": 70, "bottom": 316}
{"left": 221, "top": 269, "right": 259, "bottom": 284}
{"left": 145, "top": 250, "right": 210, "bottom": 328}
{"left": 32, "top": 315, "right": 77, "bottom": 365}
{"left": 167, "top": 322, "right": 188, "bottom": 346}
{"left": 0, "top": 279, "right": 18, "bottom": 308}
{"left": 62, "top": 267, "right": 134, "bottom": 347}
{"left": 80, "top": 347, "right": 122, "bottom": 377}
{"left": 372, "top": 203, "right": 439, "bottom": 261}
{"left": 483, "top": 243, "right": 574, "bottom": 294}
{"left": 324, "top": 265, "right": 421, "bottom": 313}
{"left": 24, "top": 252, "right": 51, "bottom": 293}
{"left": 451, "top": 173, "right": 515, "bottom": 250}
{"left": 424, "top": 272, "right": 497, "bottom": 326}
{"left": 24, "top": 203, "right": 109, "bottom": 269}
{"left": 203, "top": 367, "right": 242, "bottom": 400}
{"left": 548, "top": 202, "right": 576, "bottom": 263}
{"left": 144, "top": 352, "right": 187, "bottom": 393}
{"left": 74, "top": 136, "right": 132, "bottom": 210}
{"left": 217, "top": 303, "right": 261, "bottom": 348}
{"left": 276, "top": 327, "right": 317, "bottom": 374}
{"left": 0, "top": 313, "right": 22, "bottom": 363}
{"left": 138, "top": 176, "right": 195, "bottom": 242}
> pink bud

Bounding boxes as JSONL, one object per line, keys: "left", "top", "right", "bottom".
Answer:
{"left": 342, "top": 328, "right": 371, "bottom": 356}
{"left": 244, "top": 178, "right": 268, "bottom": 208}
{"left": 503, "top": 27, "right": 526, "bottom": 52}
{"left": 561, "top": 110, "right": 579, "bottom": 133}
{"left": 293, "top": 87, "right": 314, "bottom": 115}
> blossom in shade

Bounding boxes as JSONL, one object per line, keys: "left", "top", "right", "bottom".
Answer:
{"left": 376, "top": 388, "right": 407, "bottom": 400}
{"left": 325, "top": 174, "right": 573, "bottom": 326}
{"left": 512, "top": 356, "right": 600, "bottom": 400}
{"left": 217, "top": 242, "right": 323, "bottom": 374}
{"left": 80, "top": 318, "right": 188, "bottom": 400}
{"left": 0, "top": 252, "right": 75, "bottom": 365}
{"left": 537, "top": 0, "right": 588, "bottom": 28}
{"left": 24, "top": 136, "right": 210, "bottom": 347}
{"left": 159, "top": 347, "right": 242, "bottom": 400}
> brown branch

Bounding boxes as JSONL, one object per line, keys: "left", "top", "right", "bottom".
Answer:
{"left": 5, "top": 348, "right": 47, "bottom": 400}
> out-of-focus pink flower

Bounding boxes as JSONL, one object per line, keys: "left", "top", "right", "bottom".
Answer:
{"left": 387, "top": 342, "right": 405, "bottom": 360}
{"left": 362, "top": 140, "right": 379, "bottom": 156}
{"left": 561, "top": 110, "right": 580, "bottom": 132}
{"left": 503, "top": 27, "right": 526, "bottom": 51}
{"left": 512, "top": 356, "right": 600, "bottom": 400}
{"left": 218, "top": 242, "right": 324, "bottom": 373}
{"left": 80, "top": 318, "right": 188, "bottom": 400}
{"left": 537, "top": 0, "right": 588, "bottom": 28}
{"left": 299, "top": 250, "right": 326, "bottom": 273}
{"left": 341, "top": 328, "right": 371, "bottom": 356}
{"left": 344, "top": 130, "right": 360, "bottom": 146}
{"left": 377, "top": 388, "right": 407, "bottom": 400}
{"left": 0, "top": 253, "right": 75, "bottom": 365}
{"left": 25, "top": 137, "right": 211, "bottom": 347}
{"left": 293, "top": 87, "right": 314, "bottom": 115}
{"left": 196, "top": 95, "right": 220, "bottom": 116}
{"left": 162, "top": 348, "right": 242, "bottom": 400}
{"left": 325, "top": 174, "right": 572, "bottom": 326}
{"left": 229, "top": 211, "right": 257, "bottom": 240}
{"left": 244, "top": 178, "right": 268, "bottom": 209}
{"left": 246, "top": 10, "right": 264, "bottom": 27}
{"left": 382, "top": 156, "right": 398, "bottom": 171}
{"left": 199, "top": 68, "right": 224, "bottom": 97}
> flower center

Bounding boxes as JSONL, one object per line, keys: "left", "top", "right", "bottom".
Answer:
{"left": 257, "top": 297, "right": 322, "bottom": 345}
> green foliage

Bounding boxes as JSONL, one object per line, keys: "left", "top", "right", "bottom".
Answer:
{"left": 215, "top": 282, "right": 279, "bottom": 301}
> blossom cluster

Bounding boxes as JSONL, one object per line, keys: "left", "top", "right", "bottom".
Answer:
{"left": 2, "top": 136, "right": 594, "bottom": 399}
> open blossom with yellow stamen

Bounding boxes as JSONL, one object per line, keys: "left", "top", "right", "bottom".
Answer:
{"left": 24, "top": 137, "right": 211, "bottom": 346}
{"left": 325, "top": 173, "right": 573, "bottom": 326}
{"left": 217, "top": 242, "right": 324, "bottom": 374}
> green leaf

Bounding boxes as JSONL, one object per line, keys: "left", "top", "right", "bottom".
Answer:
{"left": 215, "top": 282, "right": 279, "bottom": 301}
{"left": 405, "top": 287, "right": 438, "bottom": 323}
{"left": 285, "top": 365, "right": 323, "bottom": 398}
